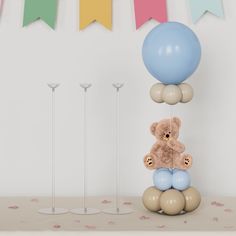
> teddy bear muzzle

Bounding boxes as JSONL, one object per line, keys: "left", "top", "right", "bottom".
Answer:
{"left": 163, "top": 131, "right": 172, "bottom": 141}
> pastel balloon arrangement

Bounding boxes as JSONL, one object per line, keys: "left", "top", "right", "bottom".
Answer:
{"left": 142, "top": 22, "right": 201, "bottom": 215}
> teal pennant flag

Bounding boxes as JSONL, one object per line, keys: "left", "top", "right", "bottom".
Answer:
{"left": 189, "top": 0, "right": 224, "bottom": 23}
{"left": 23, "top": 0, "right": 58, "bottom": 29}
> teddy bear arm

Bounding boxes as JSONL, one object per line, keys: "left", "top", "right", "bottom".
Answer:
{"left": 150, "top": 143, "right": 161, "bottom": 153}
{"left": 175, "top": 141, "right": 185, "bottom": 153}
{"left": 174, "top": 154, "right": 192, "bottom": 170}
{"left": 167, "top": 139, "right": 185, "bottom": 153}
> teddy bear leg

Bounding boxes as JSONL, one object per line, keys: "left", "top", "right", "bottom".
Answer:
{"left": 174, "top": 154, "right": 192, "bottom": 170}
{"left": 144, "top": 153, "right": 162, "bottom": 170}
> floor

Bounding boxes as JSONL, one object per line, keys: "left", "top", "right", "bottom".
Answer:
{"left": 0, "top": 196, "right": 235, "bottom": 231}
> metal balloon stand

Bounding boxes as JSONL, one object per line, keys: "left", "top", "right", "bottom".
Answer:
{"left": 103, "top": 83, "right": 133, "bottom": 215}
{"left": 70, "top": 84, "right": 100, "bottom": 215}
{"left": 38, "top": 84, "right": 68, "bottom": 215}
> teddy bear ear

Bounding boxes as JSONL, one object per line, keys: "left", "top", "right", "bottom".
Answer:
{"left": 150, "top": 122, "right": 158, "bottom": 135}
{"left": 172, "top": 117, "right": 181, "bottom": 127}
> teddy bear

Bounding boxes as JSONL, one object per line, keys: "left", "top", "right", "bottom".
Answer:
{"left": 144, "top": 117, "right": 192, "bottom": 170}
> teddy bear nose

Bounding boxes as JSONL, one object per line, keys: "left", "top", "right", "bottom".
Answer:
{"left": 166, "top": 134, "right": 170, "bottom": 138}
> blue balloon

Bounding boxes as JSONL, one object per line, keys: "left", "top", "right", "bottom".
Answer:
{"left": 172, "top": 169, "right": 191, "bottom": 191}
{"left": 142, "top": 22, "right": 201, "bottom": 84}
{"left": 153, "top": 168, "right": 172, "bottom": 191}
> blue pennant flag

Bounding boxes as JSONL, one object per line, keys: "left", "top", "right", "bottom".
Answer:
{"left": 189, "top": 0, "right": 224, "bottom": 23}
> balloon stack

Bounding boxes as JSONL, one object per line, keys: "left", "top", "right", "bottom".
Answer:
{"left": 143, "top": 22, "right": 201, "bottom": 105}
{"left": 142, "top": 22, "right": 201, "bottom": 215}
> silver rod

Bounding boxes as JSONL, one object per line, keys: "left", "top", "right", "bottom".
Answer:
{"left": 51, "top": 88, "right": 55, "bottom": 212}
{"left": 83, "top": 89, "right": 87, "bottom": 212}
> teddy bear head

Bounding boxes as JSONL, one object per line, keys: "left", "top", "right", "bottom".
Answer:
{"left": 150, "top": 117, "right": 181, "bottom": 141}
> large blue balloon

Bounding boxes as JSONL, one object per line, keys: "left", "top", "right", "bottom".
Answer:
{"left": 142, "top": 22, "right": 201, "bottom": 84}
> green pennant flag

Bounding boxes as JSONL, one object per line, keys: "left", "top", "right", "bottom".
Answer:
{"left": 189, "top": 0, "right": 224, "bottom": 23}
{"left": 23, "top": 0, "right": 58, "bottom": 29}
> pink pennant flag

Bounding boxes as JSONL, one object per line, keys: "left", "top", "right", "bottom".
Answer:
{"left": 134, "top": 0, "right": 168, "bottom": 29}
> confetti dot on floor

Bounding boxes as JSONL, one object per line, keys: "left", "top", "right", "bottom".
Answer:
{"left": 211, "top": 201, "right": 224, "bottom": 207}
{"left": 101, "top": 200, "right": 112, "bottom": 204}
{"left": 108, "top": 221, "right": 115, "bottom": 225}
{"left": 157, "top": 225, "right": 166, "bottom": 228}
{"left": 53, "top": 224, "right": 61, "bottom": 229}
{"left": 139, "top": 215, "right": 150, "bottom": 220}
{"left": 30, "top": 198, "right": 39, "bottom": 203}
{"left": 8, "top": 205, "right": 19, "bottom": 209}
{"left": 85, "top": 225, "right": 97, "bottom": 230}
{"left": 123, "top": 201, "right": 132, "bottom": 205}
{"left": 224, "top": 208, "right": 233, "bottom": 213}
{"left": 224, "top": 226, "right": 234, "bottom": 229}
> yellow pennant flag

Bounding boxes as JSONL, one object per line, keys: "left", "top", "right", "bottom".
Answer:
{"left": 79, "top": 0, "right": 112, "bottom": 30}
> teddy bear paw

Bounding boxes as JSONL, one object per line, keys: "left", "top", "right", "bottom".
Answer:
{"left": 144, "top": 154, "right": 156, "bottom": 170}
{"left": 183, "top": 155, "right": 192, "bottom": 168}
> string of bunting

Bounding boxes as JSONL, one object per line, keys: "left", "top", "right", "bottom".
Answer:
{"left": 0, "top": 0, "right": 225, "bottom": 30}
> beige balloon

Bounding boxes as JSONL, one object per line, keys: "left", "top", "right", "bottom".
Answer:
{"left": 182, "top": 187, "right": 201, "bottom": 212}
{"left": 150, "top": 83, "right": 165, "bottom": 103}
{"left": 162, "top": 85, "right": 182, "bottom": 105}
{"left": 179, "top": 83, "right": 194, "bottom": 103}
{"left": 160, "top": 189, "right": 185, "bottom": 215}
{"left": 142, "top": 187, "right": 162, "bottom": 212}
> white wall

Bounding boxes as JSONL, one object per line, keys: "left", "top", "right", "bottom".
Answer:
{"left": 0, "top": 0, "right": 235, "bottom": 197}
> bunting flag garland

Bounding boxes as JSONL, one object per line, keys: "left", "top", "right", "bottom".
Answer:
{"left": 134, "top": 0, "right": 168, "bottom": 29}
{"left": 0, "top": 0, "right": 227, "bottom": 29}
{"left": 79, "top": 0, "right": 112, "bottom": 30}
{"left": 189, "top": 0, "right": 224, "bottom": 23}
{"left": 23, "top": 0, "right": 58, "bottom": 29}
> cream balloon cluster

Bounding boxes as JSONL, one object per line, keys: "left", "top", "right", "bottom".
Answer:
{"left": 143, "top": 187, "right": 201, "bottom": 216}
{"left": 150, "top": 83, "right": 194, "bottom": 105}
